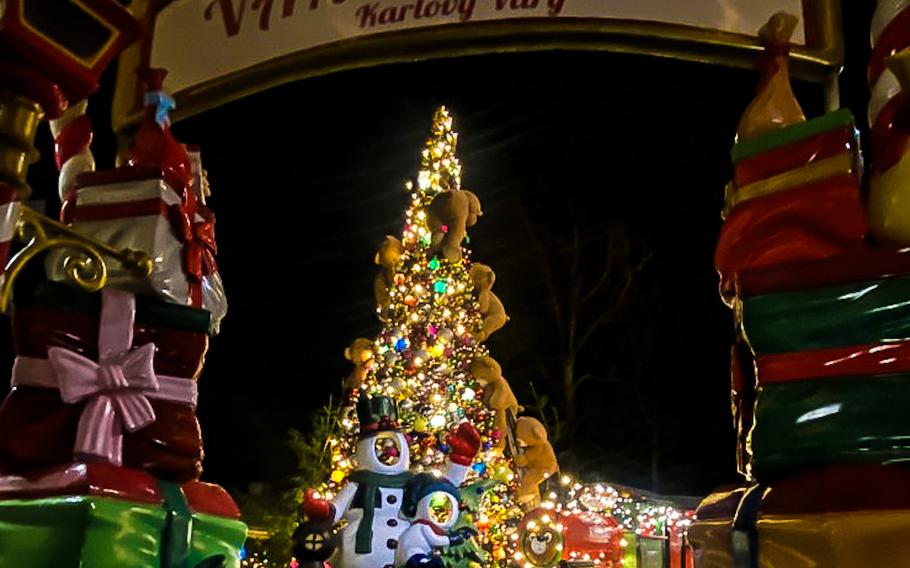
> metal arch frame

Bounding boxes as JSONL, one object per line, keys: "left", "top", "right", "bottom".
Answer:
{"left": 112, "top": 0, "right": 843, "bottom": 133}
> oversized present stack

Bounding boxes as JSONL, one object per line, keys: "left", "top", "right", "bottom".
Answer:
{"left": 0, "top": 68, "right": 245, "bottom": 568}
{"left": 689, "top": 11, "right": 910, "bottom": 567}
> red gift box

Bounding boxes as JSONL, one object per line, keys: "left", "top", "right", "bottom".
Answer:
{"left": 0, "top": 461, "right": 239, "bottom": 518}
{"left": 0, "top": 286, "right": 209, "bottom": 482}
{"left": 717, "top": 110, "right": 867, "bottom": 302}
{"left": 715, "top": 174, "right": 867, "bottom": 302}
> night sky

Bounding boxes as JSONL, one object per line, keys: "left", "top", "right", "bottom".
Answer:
{"left": 10, "top": 2, "right": 875, "bottom": 499}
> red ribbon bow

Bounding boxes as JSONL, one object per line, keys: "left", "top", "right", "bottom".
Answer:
{"left": 185, "top": 213, "right": 218, "bottom": 281}
{"left": 168, "top": 200, "right": 218, "bottom": 305}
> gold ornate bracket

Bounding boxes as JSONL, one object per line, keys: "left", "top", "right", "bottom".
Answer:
{"left": 0, "top": 205, "right": 153, "bottom": 313}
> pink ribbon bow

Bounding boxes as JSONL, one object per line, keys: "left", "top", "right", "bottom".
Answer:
{"left": 46, "top": 289, "right": 159, "bottom": 465}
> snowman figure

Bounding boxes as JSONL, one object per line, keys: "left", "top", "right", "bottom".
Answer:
{"left": 304, "top": 394, "right": 481, "bottom": 568}
{"left": 395, "top": 473, "right": 476, "bottom": 568}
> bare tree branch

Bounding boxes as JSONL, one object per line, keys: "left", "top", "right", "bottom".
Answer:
{"left": 570, "top": 227, "right": 581, "bottom": 284}
{"left": 534, "top": 354, "right": 555, "bottom": 391}
{"left": 575, "top": 251, "right": 652, "bottom": 352}
{"left": 517, "top": 203, "right": 564, "bottom": 332}
{"left": 582, "top": 226, "right": 623, "bottom": 305}
{"left": 512, "top": 203, "right": 653, "bottom": 457}
{"left": 572, "top": 372, "right": 625, "bottom": 394}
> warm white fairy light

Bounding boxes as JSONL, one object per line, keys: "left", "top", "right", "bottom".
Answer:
{"left": 521, "top": 471, "right": 696, "bottom": 565}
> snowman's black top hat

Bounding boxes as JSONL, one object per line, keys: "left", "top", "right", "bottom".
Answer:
{"left": 357, "top": 394, "right": 400, "bottom": 437}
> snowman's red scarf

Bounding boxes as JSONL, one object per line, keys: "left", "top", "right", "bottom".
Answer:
{"left": 414, "top": 519, "right": 447, "bottom": 536}
{"left": 348, "top": 469, "right": 412, "bottom": 553}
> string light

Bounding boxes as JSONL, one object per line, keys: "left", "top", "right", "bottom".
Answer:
{"left": 240, "top": 551, "right": 272, "bottom": 567}
{"left": 522, "top": 472, "right": 696, "bottom": 566}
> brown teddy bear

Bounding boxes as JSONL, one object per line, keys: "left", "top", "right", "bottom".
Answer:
{"left": 514, "top": 417, "right": 559, "bottom": 510}
{"left": 343, "top": 337, "right": 374, "bottom": 391}
{"left": 469, "top": 263, "right": 508, "bottom": 340}
{"left": 373, "top": 236, "right": 404, "bottom": 318}
{"left": 469, "top": 356, "right": 523, "bottom": 442}
{"left": 426, "top": 189, "right": 482, "bottom": 261}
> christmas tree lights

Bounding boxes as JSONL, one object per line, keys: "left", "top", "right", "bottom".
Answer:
{"left": 322, "top": 107, "right": 523, "bottom": 565}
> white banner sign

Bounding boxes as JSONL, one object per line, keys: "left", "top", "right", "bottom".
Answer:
{"left": 152, "top": 0, "right": 806, "bottom": 94}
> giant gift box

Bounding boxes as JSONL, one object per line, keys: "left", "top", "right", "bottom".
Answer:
{"left": 0, "top": 277, "right": 208, "bottom": 482}
{"left": 0, "top": 462, "right": 245, "bottom": 567}
{"left": 48, "top": 166, "right": 226, "bottom": 333}
{"left": 688, "top": 466, "right": 910, "bottom": 568}
{"left": 715, "top": 109, "right": 865, "bottom": 303}
{"left": 736, "top": 249, "right": 910, "bottom": 478}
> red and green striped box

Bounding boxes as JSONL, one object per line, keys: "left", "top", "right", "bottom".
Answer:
{"left": 739, "top": 263, "right": 910, "bottom": 378}
{"left": 732, "top": 250, "right": 910, "bottom": 477}
{"left": 716, "top": 110, "right": 866, "bottom": 301}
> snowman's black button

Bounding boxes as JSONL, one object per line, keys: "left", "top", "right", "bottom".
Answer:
{"left": 387, "top": 495, "right": 397, "bottom": 504}
{"left": 387, "top": 519, "right": 398, "bottom": 527}
{"left": 387, "top": 539, "right": 398, "bottom": 549}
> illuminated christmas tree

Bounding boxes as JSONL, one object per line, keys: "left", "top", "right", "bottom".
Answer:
{"left": 321, "top": 107, "right": 525, "bottom": 566}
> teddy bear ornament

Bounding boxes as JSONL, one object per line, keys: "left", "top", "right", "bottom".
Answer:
{"left": 514, "top": 417, "right": 559, "bottom": 510}
{"left": 343, "top": 337, "right": 374, "bottom": 392}
{"left": 469, "top": 263, "right": 509, "bottom": 340}
{"left": 427, "top": 189, "right": 482, "bottom": 262}
{"left": 374, "top": 236, "right": 405, "bottom": 318}
{"left": 469, "top": 355, "right": 522, "bottom": 450}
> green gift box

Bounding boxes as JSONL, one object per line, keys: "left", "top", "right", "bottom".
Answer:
{"left": 0, "top": 496, "right": 162, "bottom": 566}
{"left": 0, "top": 463, "right": 246, "bottom": 568}
{"left": 750, "top": 374, "right": 910, "bottom": 479}
{"left": 740, "top": 274, "right": 910, "bottom": 355}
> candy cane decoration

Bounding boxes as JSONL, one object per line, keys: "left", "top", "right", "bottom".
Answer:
{"left": 49, "top": 100, "right": 95, "bottom": 201}
{"left": 871, "top": 0, "right": 910, "bottom": 46}
{"left": 869, "top": 1, "right": 910, "bottom": 129}
{"left": 867, "top": 3, "right": 910, "bottom": 244}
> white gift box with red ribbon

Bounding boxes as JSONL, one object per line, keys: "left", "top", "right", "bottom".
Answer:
{"left": 45, "top": 169, "right": 226, "bottom": 333}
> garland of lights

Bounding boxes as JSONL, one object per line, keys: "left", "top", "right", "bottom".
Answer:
{"left": 515, "top": 474, "right": 695, "bottom": 566}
